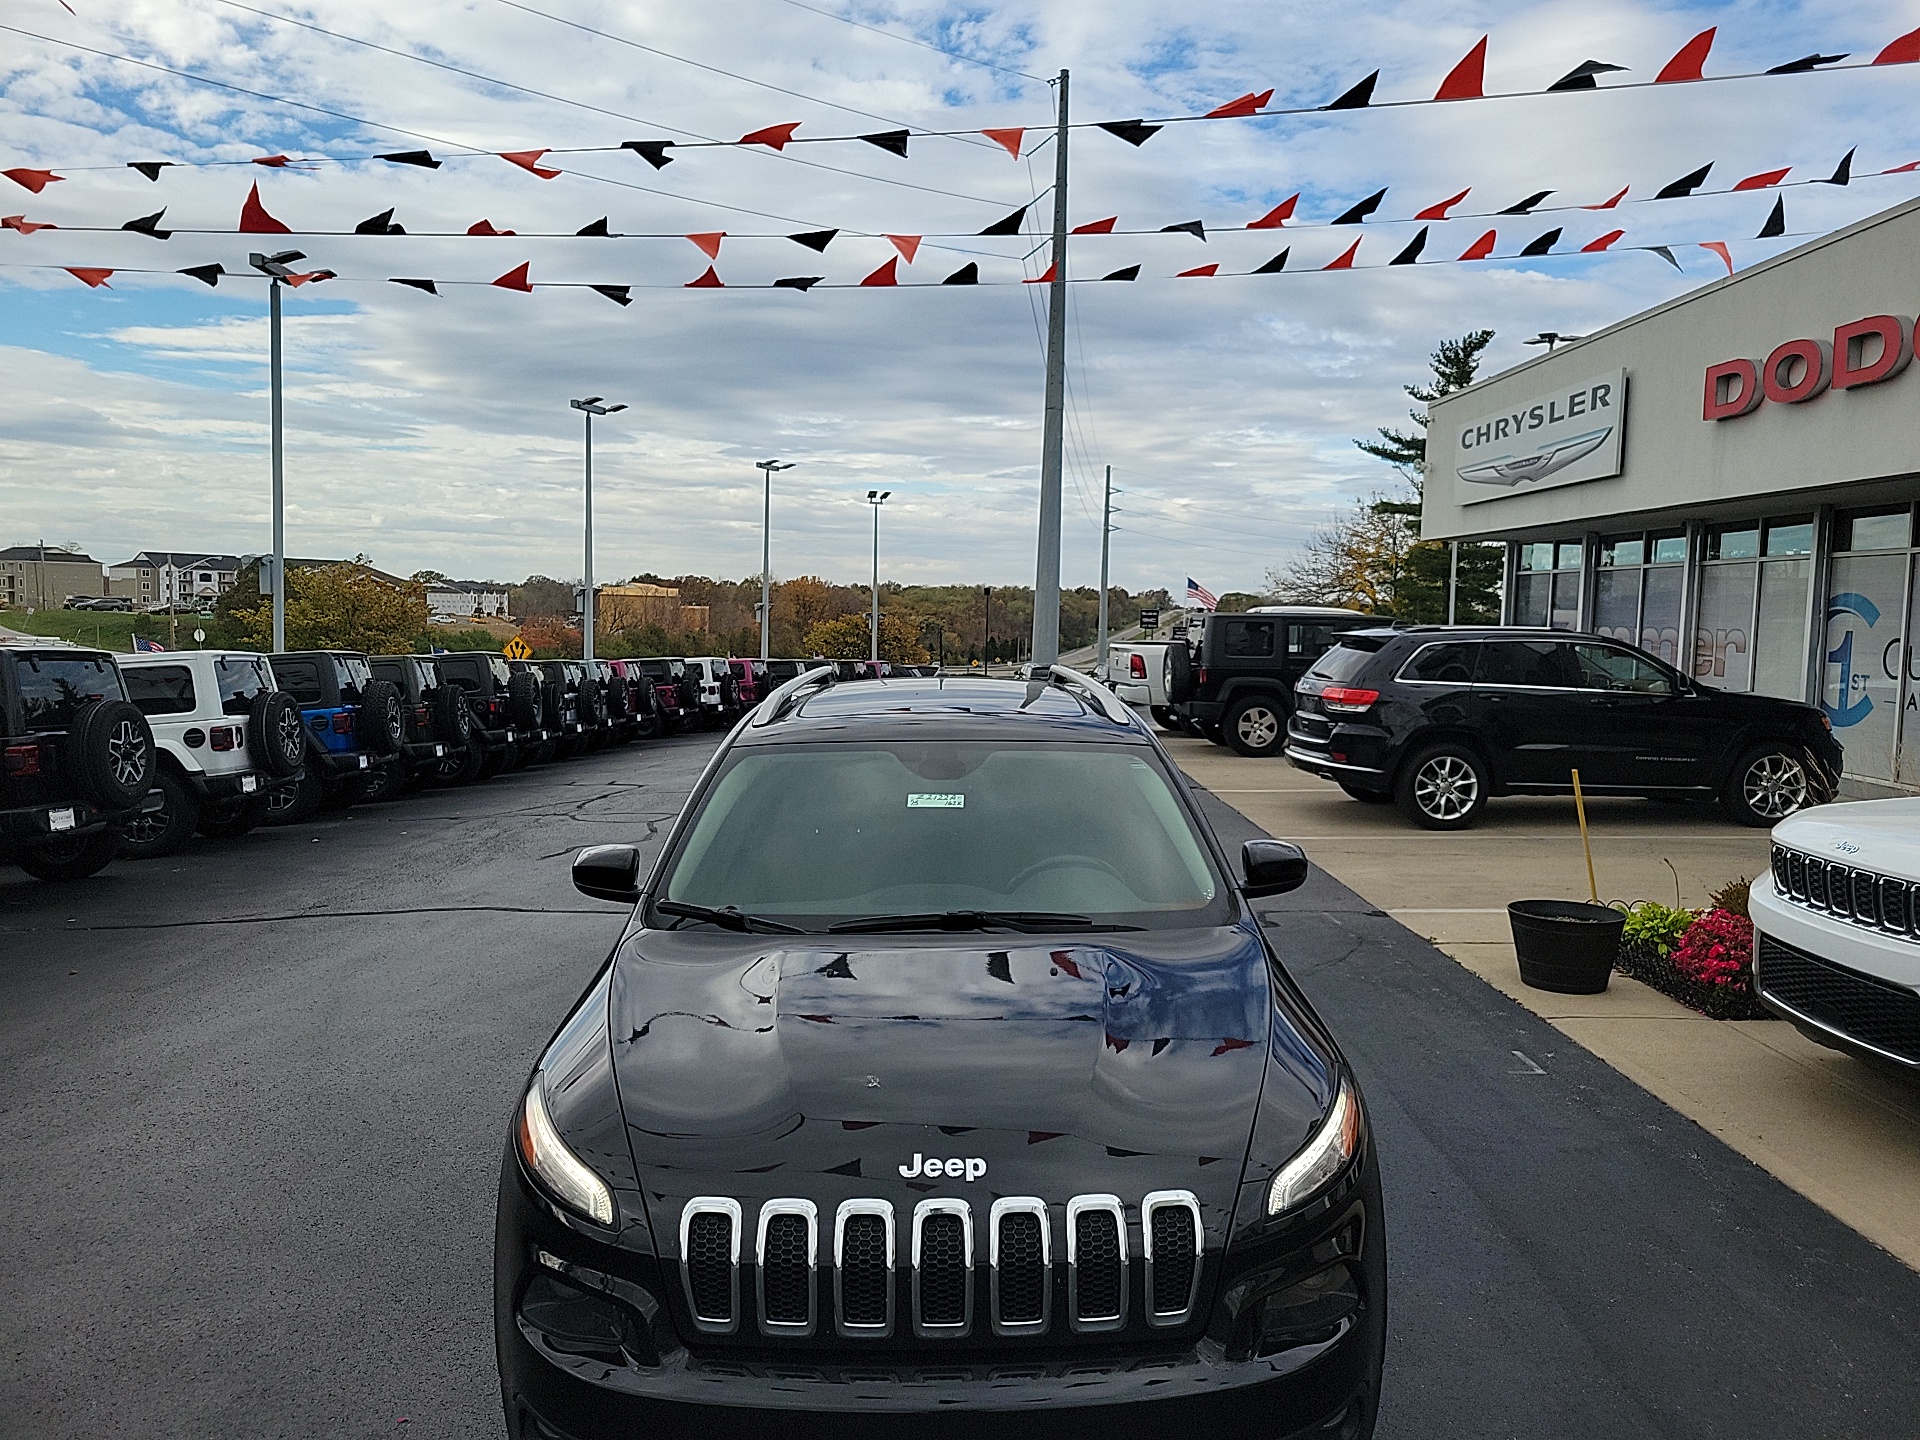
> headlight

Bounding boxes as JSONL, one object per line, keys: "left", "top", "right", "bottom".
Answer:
{"left": 1267, "top": 1080, "right": 1360, "bottom": 1216}
{"left": 517, "top": 1074, "right": 616, "bottom": 1226}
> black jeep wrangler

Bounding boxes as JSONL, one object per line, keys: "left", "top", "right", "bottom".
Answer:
{"left": 1, "top": 643, "right": 159, "bottom": 880}
{"left": 433, "top": 651, "right": 535, "bottom": 778}
{"left": 371, "top": 654, "right": 479, "bottom": 791}
{"left": 1167, "top": 607, "right": 1373, "bottom": 757}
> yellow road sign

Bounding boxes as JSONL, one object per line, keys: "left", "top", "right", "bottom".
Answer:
{"left": 503, "top": 636, "right": 531, "bottom": 660}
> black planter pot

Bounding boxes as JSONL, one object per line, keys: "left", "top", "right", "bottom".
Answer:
{"left": 1508, "top": 899, "right": 1625, "bottom": 994}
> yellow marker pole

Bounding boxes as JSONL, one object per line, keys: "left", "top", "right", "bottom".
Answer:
{"left": 1571, "top": 767, "right": 1598, "bottom": 905}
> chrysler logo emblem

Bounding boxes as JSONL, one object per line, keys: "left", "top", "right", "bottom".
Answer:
{"left": 1458, "top": 426, "right": 1613, "bottom": 487}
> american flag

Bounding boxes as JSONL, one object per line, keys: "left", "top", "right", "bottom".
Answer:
{"left": 132, "top": 636, "right": 166, "bottom": 652}
{"left": 1185, "top": 577, "right": 1219, "bottom": 612}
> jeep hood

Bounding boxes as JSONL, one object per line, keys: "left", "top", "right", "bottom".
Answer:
{"left": 1774, "top": 797, "right": 1920, "bottom": 882}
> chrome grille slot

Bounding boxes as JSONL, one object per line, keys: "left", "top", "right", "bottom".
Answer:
{"left": 1772, "top": 847, "right": 1920, "bottom": 945}
{"left": 1771, "top": 845, "right": 1790, "bottom": 894}
{"left": 1142, "top": 1190, "right": 1201, "bottom": 1326}
{"left": 1881, "top": 877, "right": 1913, "bottom": 934}
{"left": 911, "top": 1199, "right": 973, "bottom": 1337}
{"left": 989, "top": 1198, "right": 1050, "bottom": 1336}
{"left": 1854, "top": 870, "right": 1880, "bottom": 925}
{"left": 680, "top": 1198, "right": 742, "bottom": 1334}
{"left": 1786, "top": 849, "right": 1807, "bottom": 900}
{"left": 1066, "top": 1195, "right": 1127, "bottom": 1332}
{"left": 834, "top": 1200, "right": 895, "bottom": 1337}
{"left": 1807, "top": 857, "right": 1830, "bottom": 909}
{"left": 756, "top": 1199, "right": 818, "bottom": 1336}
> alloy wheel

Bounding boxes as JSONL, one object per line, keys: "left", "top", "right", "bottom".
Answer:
{"left": 1236, "top": 705, "right": 1280, "bottom": 750}
{"left": 274, "top": 707, "right": 305, "bottom": 765}
{"left": 1744, "top": 752, "right": 1809, "bottom": 819}
{"left": 382, "top": 697, "right": 405, "bottom": 747}
{"left": 1414, "top": 754, "right": 1479, "bottom": 821}
{"left": 108, "top": 719, "right": 149, "bottom": 789}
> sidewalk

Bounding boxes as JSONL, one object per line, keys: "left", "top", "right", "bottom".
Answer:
{"left": 1167, "top": 732, "right": 1920, "bottom": 1271}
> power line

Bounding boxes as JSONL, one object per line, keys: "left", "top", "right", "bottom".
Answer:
{"left": 771, "top": 0, "right": 1048, "bottom": 84}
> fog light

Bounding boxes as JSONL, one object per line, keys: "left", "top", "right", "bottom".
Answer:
{"left": 520, "top": 1273, "right": 648, "bottom": 1365}
{"left": 1230, "top": 1263, "right": 1361, "bottom": 1359}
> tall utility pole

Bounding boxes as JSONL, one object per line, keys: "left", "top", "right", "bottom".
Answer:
{"left": 1029, "top": 68, "right": 1071, "bottom": 669}
{"left": 982, "top": 586, "right": 992, "bottom": 669}
{"left": 251, "top": 249, "right": 308, "bottom": 652}
{"left": 866, "top": 490, "right": 890, "bottom": 665}
{"left": 755, "top": 459, "right": 793, "bottom": 659}
{"left": 571, "top": 397, "right": 627, "bottom": 661}
{"left": 1096, "top": 464, "right": 1114, "bottom": 677}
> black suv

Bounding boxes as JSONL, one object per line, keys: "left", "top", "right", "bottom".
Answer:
{"left": 371, "top": 654, "right": 478, "bottom": 790}
{"left": 1, "top": 643, "right": 159, "bottom": 880}
{"left": 1287, "top": 626, "right": 1843, "bottom": 829}
{"left": 1167, "top": 608, "right": 1373, "bottom": 757}
{"left": 495, "top": 668, "right": 1384, "bottom": 1438}
{"left": 434, "top": 651, "right": 534, "bottom": 777}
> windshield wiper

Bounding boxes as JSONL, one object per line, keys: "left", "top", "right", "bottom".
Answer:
{"left": 826, "top": 910, "right": 1141, "bottom": 934}
{"left": 654, "top": 901, "right": 805, "bottom": 935}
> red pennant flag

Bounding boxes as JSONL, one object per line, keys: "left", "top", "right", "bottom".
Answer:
{"left": 1657, "top": 28, "right": 1715, "bottom": 83}
{"left": 1177, "top": 263, "right": 1220, "bottom": 278}
{"left": 1435, "top": 37, "right": 1488, "bottom": 100}
{"left": 491, "top": 262, "right": 534, "bottom": 291}
{"left": 1323, "top": 239, "right": 1361, "bottom": 270}
{"left": 65, "top": 267, "right": 113, "bottom": 288}
{"left": 1071, "top": 216, "right": 1117, "bottom": 234}
{"left": 283, "top": 270, "right": 335, "bottom": 288}
{"left": 1700, "top": 241, "right": 1734, "bottom": 276}
{"left": 1415, "top": 188, "right": 1472, "bottom": 220}
{"left": 238, "top": 182, "right": 291, "bottom": 234}
{"left": 466, "top": 220, "right": 517, "bottom": 236}
{"left": 886, "top": 234, "right": 921, "bottom": 262}
{"left": 1583, "top": 187, "right": 1629, "bottom": 210}
{"left": 981, "top": 127, "right": 1024, "bottom": 159}
{"left": 499, "top": 149, "right": 562, "bottom": 178}
{"left": 1881, "top": 159, "right": 1920, "bottom": 174}
{"left": 1246, "top": 194, "right": 1299, "bottom": 229}
{"left": 1023, "top": 260, "right": 1056, "bottom": 284}
{"left": 860, "top": 256, "right": 900, "bottom": 286}
{"left": 685, "top": 265, "right": 724, "bottom": 288}
{"left": 1459, "top": 229, "right": 1497, "bottom": 260}
{"left": 1581, "top": 229, "right": 1625, "bottom": 252}
{"left": 1733, "top": 167, "right": 1791, "bottom": 190}
{"left": 1210, "top": 1037, "right": 1257, "bottom": 1056}
{"left": 739, "top": 123, "right": 801, "bottom": 150}
{"left": 251, "top": 154, "right": 293, "bottom": 168}
{"left": 1205, "top": 89, "right": 1273, "bottom": 119}
{"left": 1, "top": 214, "right": 54, "bottom": 234}
{"left": 686, "top": 232, "right": 725, "bottom": 259}
{"left": 4, "top": 168, "right": 62, "bottom": 194}
{"left": 1876, "top": 26, "right": 1920, "bottom": 64}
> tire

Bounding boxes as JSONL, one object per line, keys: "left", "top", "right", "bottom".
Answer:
{"left": 506, "top": 671, "right": 542, "bottom": 729}
{"left": 250, "top": 691, "right": 306, "bottom": 778}
{"left": 1151, "top": 705, "right": 1183, "bottom": 734}
{"left": 478, "top": 746, "right": 512, "bottom": 780}
{"left": 540, "top": 682, "right": 565, "bottom": 732}
{"left": 603, "top": 675, "right": 629, "bottom": 719}
{"left": 356, "top": 679, "right": 406, "bottom": 755}
{"left": 12, "top": 828, "right": 121, "bottom": 881}
{"left": 433, "top": 684, "right": 474, "bottom": 746}
{"left": 198, "top": 794, "right": 269, "bottom": 839}
{"left": 577, "top": 681, "right": 604, "bottom": 727}
{"left": 1396, "top": 744, "right": 1490, "bottom": 830}
{"left": 430, "top": 739, "right": 486, "bottom": 787}
{"left": 118, "top": 768, "right": 200, "bottom": 859}
{"left": 1339, "top": 781, "right": 1392, "bottom": 804}
{"left": 1164, "top": 644, "right": 1194, "bottom": 704}
{"left": 1224, "top": 694, "right": 1287, "bottom": 757}
{"left": 68, "top": 699, "right": 155, "bottom": 809}
{"left": 265, "top": 768, "right": 325, "bottom": 825}
{"left": 1722, "top": 745, "right": 1817, "bottom": 828}
{"left": 634, "top": 712, "right": 659, "bottom": 741}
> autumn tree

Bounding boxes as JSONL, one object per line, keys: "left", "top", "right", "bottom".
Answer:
{"left": 803, "top": 612, "right": 930, "bottom": 664}
{"left": 234, "top": 563, "right": 428, "bottom": 653}
{"left": 520, "top": 614, "right": 582, "bottom": 658}
{"left": 1273, "top": 505, "right": 1419, "bottom": 613}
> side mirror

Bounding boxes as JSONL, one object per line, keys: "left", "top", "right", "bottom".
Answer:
{"left": 573, "top": 844, "right": 642, "bottom": 904}
{"left": 1242, "top": 839, "right": 1309, "bottom": 898}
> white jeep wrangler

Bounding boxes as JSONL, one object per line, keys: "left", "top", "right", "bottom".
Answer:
{"left": 118, "top": 650, "right": 307, "bottom": 857}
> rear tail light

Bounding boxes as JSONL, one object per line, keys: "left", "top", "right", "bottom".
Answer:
{"left": 414, "top": 705, "right": 431, "bottom": 727}
{"left": 210, "top": 727, "right": 236, "bottom": 751}
{"left": 3, "top": 742, "right": 41, "bottom": 777}
{"left": 1197, "top": 668, "right": 1209, "bottom": 685}
{"left": 331, "top": 712, "right": 355, "bottom": 734}
{"left": 1129, "top": 654, "right": 1146, "bottom": 679}
{"left": 1320, "top": 686, "right": 1380, "bottom": 715}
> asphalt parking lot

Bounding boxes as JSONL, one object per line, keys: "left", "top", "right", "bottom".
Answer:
{"left": 3, "top": 733, "right": 1917, "bottom": 1438}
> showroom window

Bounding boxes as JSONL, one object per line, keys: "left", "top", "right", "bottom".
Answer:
{"left": 1693, "top": 514, "right": 1814, "bottom": 701}
{"left": 1592, "top": 530, "right": 1686, "bottom": 665}
{"left": 1512, "top": 541, "right": 1584, "bottom": 630}
{"left": 1826, "top": 504, "right": 1919, "bottom": 787}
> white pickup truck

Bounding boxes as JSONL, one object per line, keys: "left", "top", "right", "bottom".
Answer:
{"left": 1106, "top": 641, "right": 1183, "bottom": 734}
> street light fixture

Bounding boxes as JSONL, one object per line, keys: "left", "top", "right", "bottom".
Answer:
{"left": 755, "top": 459, "right": 794, "bottom": 660}
{"left": 570, "top": 397, "right": 627, "bottom": 661}
{"left": 249, "top": 249, "right": 307, "bottom": 653}
{"left": 866, "top": 490, "right": 891, "bottom": 665}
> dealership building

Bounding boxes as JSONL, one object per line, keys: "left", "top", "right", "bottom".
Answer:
{"left": 1424, "top": 194, "right": 1920, "bottom": 795}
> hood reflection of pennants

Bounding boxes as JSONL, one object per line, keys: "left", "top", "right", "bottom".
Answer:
{"left": 1458, "top": 426, "right": 1613, "bottom": 487}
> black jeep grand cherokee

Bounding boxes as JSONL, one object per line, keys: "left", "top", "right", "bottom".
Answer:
{"left": 496, "top": 668, "right": 1384, "bottom": 1439}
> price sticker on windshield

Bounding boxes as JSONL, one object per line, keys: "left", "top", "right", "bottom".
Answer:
{"left": 906, "top": 793, "right": 965, "bottom": 809}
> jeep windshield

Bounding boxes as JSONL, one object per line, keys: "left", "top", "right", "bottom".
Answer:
{"left": 654, "top": 741, "right": 1229, "bottom": 932}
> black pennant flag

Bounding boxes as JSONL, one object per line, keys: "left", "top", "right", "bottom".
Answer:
{"left": 858, "top": 130, "right": 910, "bottom": 157}
{"left": 1499, "top": 190, "right": 1554, "bottom": 215}
{"left": 1161, "top": 220, "right": 1206, "bottom": 240}
{"left": 1101, "top": 264, "right": 1141, "bottom": 281}
{"left": 1252, "top": 249, "right": 1290, "bottom": 274}
{"left": 1520, "top": 227, "right": 1563, "bottom": 256}
{"left": 787, "top": 229, "right": 838, "bottom": 252}
{"left": 1547, "top": 60, "right": 1627, "bottom": 91}
{"left": 774, "top": 275, "right": 823, "bottom": 291}
{"left": 620, "top": 140, "right": 674, "bottom": 169}
{"left": 128, "top": 161, "right": 173, "bottom": 181}
{"left": 1646, "top": 245, "right": 1683, "bottom": 271}
{"left": 575, "top": 217, "right": 613, "bottom": 236}
{"left": 390, "top": 277, "right": 440, "bottom": 294}
{"left": 941, "top": 262, "right": 980, "bottom": 284}
{"left": 355, "top": 208, "right": 404, "bottom": 235}
{"left": 177, "top": 263, "right": 223, "bottom": 287}
{"left": 1098, "top": 119, "right": 1162, "bottom": 146}
{"left": 1758, "top": 197, "right": 1787, "bottom": 238}
{"left": 979, "top": 205, "right": 1028, "bottom": 236}
{"left": 589, "top": 284, "right": 632, "bottom": 306}
{"left": 1331, "top": 188, "right": 1387, "bottom": 225}
{"left": 1824, "top": 147, "right": 1856, "bottom": 186}
{"left": 376, "top": 150, "right": 441, "bottom": 169}
{"left": 122, "top": 210, "right": 171, "bottom": 239}
{"left": 1324, "top": 71, "right": 1378, "bottom": 109}
{"left": 1389, "top": 226, "right": 1430, "bottom": 265}
{"left": 1767, "top": 52, "right": 1848, "bottom": 74}
{"left": 1655, "top": 164, "right": 1713, "bottom": 199}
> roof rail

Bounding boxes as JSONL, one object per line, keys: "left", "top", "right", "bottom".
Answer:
{"left": 1046, "top": 664, "right": 1132, "bottom": 725}
{"left": 749, "top": 661, "right": 836, "bottom": 727}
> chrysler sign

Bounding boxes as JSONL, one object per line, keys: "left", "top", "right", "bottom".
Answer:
{"left": 1454, "top": 368, "right": 1626, "bottom": 504}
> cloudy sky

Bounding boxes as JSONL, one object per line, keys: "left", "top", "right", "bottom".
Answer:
{"left": 4, "top": 1, "right": 1919, "bottom": 596}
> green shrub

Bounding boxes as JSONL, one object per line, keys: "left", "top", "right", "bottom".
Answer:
{"left": 1621, "top": 901, "right": 1697, "bottom": 958}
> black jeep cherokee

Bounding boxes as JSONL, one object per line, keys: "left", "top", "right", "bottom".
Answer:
{"left": 0, "top": 643, "right": 158, "bottom": 881}
{"left": 495, "top": 668, "right": 1385, "bottom": 1439}
{"left": 1167, "top": 609, "right": 1373, "bottom": 757}
{"left": 1287, "top": 626, "right": 1843, "bottom": 829}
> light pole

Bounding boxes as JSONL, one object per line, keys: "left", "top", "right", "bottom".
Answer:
{"left": 982, "top": 586, "right": 992, "bottom": 669}
{"left": 866, "top": 490, "right": 890, "bottom": 665}
{"left": 250, "top": 249, "right": 307, "bottom": 652}
{"left": 755, "top": 459, "right": 793, "bottom": 660}
{"left": 570, "top": 397, "right": 627, "bottom": 660}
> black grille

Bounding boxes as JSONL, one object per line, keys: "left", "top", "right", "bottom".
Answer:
{"left": 686, "top": 1212, "right": 734, "bottom": 1323}
{"left": 1757, "top": 934, "right": 1920, "bottom": 1065}
{"left": 762, "top": 1213, "right": 811, "bottom": 1326}
{"left": 1772, "top": 846, "right": 1920, "bottom": 941}
{"left": 1148, "top": 1207, "right": 1197, "bottom": 1317}
{"left": 1074, "top": 1211, "right": 1123, "bottom": 1322}
{"left": 1883, "top": 877, "right": 1914, "bottom": 933}
{"left": 1854, "top": 870, "right": 1878, "bottom": 924}
{"left": 918, "top": 1214, "right": 967, "bottom": 1327}
{"left": 995, "top": 1212, "right": 1046, "bottom": 1326}
{"left": 840, "top": 1214, "right": 890, "bottom": 1326}
{"left": 1807, "top": 857, "right": 1832, "bottom": 909}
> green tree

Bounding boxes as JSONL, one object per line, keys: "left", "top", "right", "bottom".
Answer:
{"left": 803, "top": 612, "right": 930, "bottom": 664}
{"left": 232, "top": 563, "right": 429, "bottom": 653}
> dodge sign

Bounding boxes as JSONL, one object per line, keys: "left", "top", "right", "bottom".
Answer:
{"left": 1454, "top": 367, "right": 1627, "bottom": 503}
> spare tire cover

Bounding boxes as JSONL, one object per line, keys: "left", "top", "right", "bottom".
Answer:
{"left": 250, "top": 691, "right": 307, "bottom": 777}
{"left": 69, "top": 699, "right": 156, "bottom": 808}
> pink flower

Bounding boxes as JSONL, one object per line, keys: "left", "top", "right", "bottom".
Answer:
{"left": 1670, "top": 909, "right": 1755, "bottom": 992}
